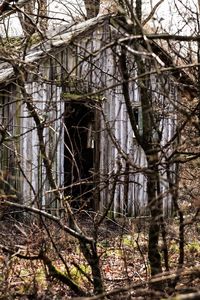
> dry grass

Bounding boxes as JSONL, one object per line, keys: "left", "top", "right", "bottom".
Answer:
{"left": 0, "top": 214, "right": 199, "bottom": 299}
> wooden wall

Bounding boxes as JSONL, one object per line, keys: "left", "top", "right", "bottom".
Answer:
{"left": 0, "top": 21, "right": 178, "bottom": 216}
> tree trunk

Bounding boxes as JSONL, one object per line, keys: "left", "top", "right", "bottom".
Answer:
{"left": 84, "top": 0, "right": 100, "bottom": 19}
{"left": 18, "top": 0, "right": 36, "bottom": 36}
{"left": 119, "top": 44, "right": 163, "bottom": 280}
{"left": 18, "top": 0, "right": 47, "bottom": 37}
{"left": 147, "top": 153, "right": 162, "bottom": 277}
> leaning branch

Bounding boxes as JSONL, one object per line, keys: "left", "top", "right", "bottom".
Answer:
{"left": 0, "top": 244, "right": 87, "bottom": 296}
{"left": 73, "top": 268, "right": 200, "bottom": 300}
{"left": 142, "top": 0, "right": 165, "bottom": 25}
{"left": 119, "top": 33, "right": 200, "bottom": 43}
{"left": 0, "top": 199, "right": 94, "bottom": 244}
{"left": 0, "top": 0, "right": 29, "bottom": 18}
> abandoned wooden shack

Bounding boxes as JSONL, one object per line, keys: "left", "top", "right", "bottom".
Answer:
{"left": 0, "top": 14, "right": 193, "bottom": 217}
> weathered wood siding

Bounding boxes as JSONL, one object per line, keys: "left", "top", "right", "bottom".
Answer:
{"left": 0, "top": 85, "right": 21, "bottom": 200}
{"left": 19, "top": 83, "right": 64, "bottom": 209}
{"left": 0, "top": 19, "right": 178, "bottom": 216}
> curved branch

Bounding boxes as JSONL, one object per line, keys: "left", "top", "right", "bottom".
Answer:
{"left": 0, "top": 199, "right": 94, "bottom": 244}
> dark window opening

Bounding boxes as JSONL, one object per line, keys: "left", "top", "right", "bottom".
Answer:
{"left": 64, "top": 102, "right": 95, "bottom": 210}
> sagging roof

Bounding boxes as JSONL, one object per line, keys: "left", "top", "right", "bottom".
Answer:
{"left": 0, "top": 14, "right": 109, "bottom": 85}
{"left": 0, "top": 13, "right": 196, "bottom": 95}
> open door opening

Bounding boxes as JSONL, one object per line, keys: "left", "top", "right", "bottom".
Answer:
{"left": 64, "top": 102, "right": 95, "bottom": 209}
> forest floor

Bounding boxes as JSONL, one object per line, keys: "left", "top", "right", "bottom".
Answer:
{"left": 0, "top": 211, "right": 199, "bottom": 299}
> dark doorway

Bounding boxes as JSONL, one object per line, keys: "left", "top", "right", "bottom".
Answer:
{"left": 64, "top": 102, "right": 95, "bottom": 209}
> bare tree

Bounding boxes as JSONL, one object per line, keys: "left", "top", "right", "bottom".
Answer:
{"left": 0, "top": 0, "right": 200, "bottom": 299}
{"left": 18, "top": 0, "right": 48, "bottom": 35}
